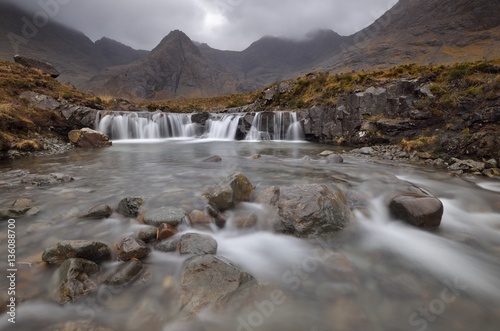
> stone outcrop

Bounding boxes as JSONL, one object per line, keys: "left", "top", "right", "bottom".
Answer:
{"left": 68, "top": 128, "right": 112, "bottom": 148}
{"left": 14, "top": 55, "right": 60, "bottom": 78}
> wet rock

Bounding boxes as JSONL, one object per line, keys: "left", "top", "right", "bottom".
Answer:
{"left": 189, "top": 210, "right": 214, "bottom": 225}
{"left": 255, "top": 184, "right": 352, "bottom": 238}
{"left": 154, "top": 238, "right": 179, "bottom": 253}
{"left": 68, "top": 128, "right": 112, "bottom": 148}
{"left": 0, "top": 199, "right": 39, "bottom": 219}
{"left": 137, "top": 226, "right": 158, "bottom": 243}
{"left": 230, "top": 210, "right": 258, "bottom": 229}
{"left": 180, "top": 255, "right": 256, "bottom": 315}
{"left": 12, "top": 198, "right": 34, "bottom": 208}
{"left": 143, "top": 206, "right": 189, "bottom": 227}
{"left": 49, "top": 258, "right": 99, "bottom": 303}
{"left": 318, "top": 150, "right": 336, "bottom": 156}
{"left": 485, "top": 159, "right": 498, "bottom": 169}
{"left": 118, "top": 237, "right": 150, "bottom": 261}
{"left": 117, "top": 197, "right": 144, "bottom": 217}
{"left": 103, "top": 260, "right": 145, "bottom": 287}
{"left": 178, "top": 233, "right": 218, "bottom": 255}
{"left": 326, "top": 154, "right": 344, "bottom": 164}
{"left": 202, "top": 155, "right": 222, "bottom": 162}
{"left": 388, "top": 193, "right": 444, "bottom": 228}
{"left": 483, "top": 168, "right": 500, "bottom": 178}
{"left": 14, "top": 54, "right": 60, "bottom": 78}
{"left": 42, "top": 240, "right": 112, "bottom": 264}
{"left": 250, "top": 154, "right": 262, "bottom": 159}
{"left": 157, "top": 223, "right": 179, "bottom": 241}
{"left": 78, "top": 204, "right": 113, "bottom": 219}
{"left": 448, "top": 158, "right": 485, "bottom": 172}
{"left": 359, "top": 147, "right": 374, "bottom": 155}
{"left": 21, "top": 173, "right": 73, "bottom": 186}
{"left": 202, "top": 172, "right": 255, "bottom": 211}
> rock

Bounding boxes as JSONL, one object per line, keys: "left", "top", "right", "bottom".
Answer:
{"left": 180, "top": 255, "right": 256, "bottom": 315}
{"left": 12, "top": 198, "right": 34, "bottom": 208}
{"left": 485, "top": 159, "right": 498, "bottom": 169}
{"left": 448, "top": 159, "right": 485, "bottom": 172}
{"left": 103, "top": 260, "right": 144, "bottom": 287}
{"left": 136, "top": 226, "right": 158, "bottom": 243}
{"left": 178, "top": 233, "right": 218, "bottom": 255}
{"left": 20, "top": 91, "right": 61, "bottom": 111}
{"left": 117, "top": 197, "right": 144, "bottom": 217}
{"left": 142, "top": 206, "right": 189, "bottom": 227}
{"left": 202, "top": 155, "right": 222, "bottom": 162}
{"left": 255, "top": 184, "right": 352, "bottom": 238}
{"left": 118, "top": 237, "right": 150, "bottom": 261}
{"left": 388, "top": 193, "right": 444, "bottom": 228}
{"left": 45, "top": 320, "right": 115, "bottom": 331}
{"left": 249, "top": 154, "right": 262, "bottom": 159}
{"left": 68, "top": 128, "right": 112, "bottom": 148}
{"left": 78, "top": 204, "right": 112, "bottom": 219}
{"left": 230, "top": 210, "right": 258, "bottom": 229}
{"left": 318, "top": 150, "right": 336, "bottom": 156}
{"left": 189, "top": 210, "right": 214, "bottom": 225}
{"left": 483, "top": 168, "right": 500, "bottom": 178}
{"left": 154, "top": 238, "right": 179, "bottom": 253}
{"left": 14, "top": 54, "right": 60, "bottom": 78}
{"left": 191, "top": 112, "right": 210, "bottom": 125}
{"left": 49, "top": 258, "right": 99, "bottom": 303}
{"left": 202, "top": 173, "right": 255, "bottom": 211}
{"left": 42, "top": 240, "right": 112, "bottom": 264}
{"left": 157, "top": 223, "right": 179, "bottom": 241}
{"left": 326, "top": 154, "right": 344, "bottom": 164}
{"left": 0, "top": 199, "right": 39, "bottom": 219}
{"left": 359, "top": 147, "right": 374, "bottom": 155}
{"left": 21, "top": 173, "right": 73, "bottom": 186}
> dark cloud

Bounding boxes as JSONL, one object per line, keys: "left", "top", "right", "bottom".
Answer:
{"left": 3, "top": 0, "right": 398, "bottom": 51}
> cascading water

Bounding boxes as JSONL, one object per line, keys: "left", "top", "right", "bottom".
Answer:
{"left": 285, "top": 112, "right": 305, "bottom": 141}
{"left": 205, "top": 114, "right": 243, "bottom": 140}
{"left": 245, "top": 111, "right": 305, "bottom": 141}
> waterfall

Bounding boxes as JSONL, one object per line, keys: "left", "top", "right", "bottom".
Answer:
{"left": 244, "top": 111, "right": 304, "bottom": 141}
{"left": 205, "top": 114, "right": 243, "bottom": 139}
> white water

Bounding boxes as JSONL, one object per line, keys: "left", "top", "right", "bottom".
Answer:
{"left": 96, "top": 111, "right": 305, "bottom": 141}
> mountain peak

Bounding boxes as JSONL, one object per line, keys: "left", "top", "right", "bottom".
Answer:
{"left": 151, "top": 30, "right": 201, "bottom": 57}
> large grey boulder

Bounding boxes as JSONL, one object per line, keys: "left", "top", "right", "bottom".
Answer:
{"left": 14, "top": 54, "right": 60, "bottom": 78}
{"left": 256, "top": 184, "right": 352, "bottom": 238}
{"left": 68, "top": 128, "right": 112, "bottom": 148}
{"left": 42, "top": 240, "right": 112, "bottom": 264}
{"left": 202, "top": 173, "right": 255, "bottom": 211}
{"left": 178, "top": 233, "right": 218, "bottom": 256}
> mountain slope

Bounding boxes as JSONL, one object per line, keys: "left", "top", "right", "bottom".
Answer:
{"left": 84, "top": 30, "right": 237, "bottom": 99}
{"left": 318, "top": 0, "right": 500, "bottom": 72}
{"left": 95, "top": 37, "right": 149, "bottom": 67}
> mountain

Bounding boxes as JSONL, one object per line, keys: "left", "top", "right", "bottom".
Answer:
{"left": 318, "top": 0, "right": 500, "bottom": 72}
{"left": 0, "top": 3, "right": 150, "bottom": 86}
{"left": 84, "top": 30, "right": 238, "bottom": 99}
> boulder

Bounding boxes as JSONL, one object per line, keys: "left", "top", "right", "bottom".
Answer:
{"left": 118, "top": 237, "right": 150, "bottom": 261}
{"left": 78, "top": 204, "right": 113, "bottom": 219}
{"left": 178, "top": 233, "right": 218, "bottom": 255}
{"left": 202, "top": 155, "right": 222, "bottom": 163}
{"left": 42, "top": 240, "right": 112, "bottom": 264}
{"left": 21, "top": 173, "right": 73, "bottom": 186}
{"left": 202, "top": 173, "right": 255, "bottom": 211}
{"left": 49, "top": 258, "right": 99, "bottom": 303}
{"left": 103, "top": 260, "right": 144, "bottom": 287}
{"left": 180, "top": 255, "right": 256, "bottom": 315}
{"left": 388, "top": 193, "right": 444, "bottom": 228}
{"left": 136, "top": 226, "right": 158, "bottom": 243}
{"left": 117, "top": 197, "right": 144, "bottom": 217}
{"left": 142, "top": 206, "right": 189, "bottom": 227}
{"left": 326, "top": 154, "right": 344, "bottom": 164}
{"left": 255, "top": 184, "right": 352, "bottom": 238}
{"left": 68, "top": 128, "right": 112, "bottom": 148}
{"left": 14, "top": 54, "right": 60, "bottom": 78}
{"left": 157, "top": 223, "right": 179, "bottom": 241}
{"left": 154, "top": 238, "right": 179, "bottom": 253}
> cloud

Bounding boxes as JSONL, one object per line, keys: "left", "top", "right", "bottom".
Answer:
{"left": 3, "top": 0, "right": 398, "bottom": 51}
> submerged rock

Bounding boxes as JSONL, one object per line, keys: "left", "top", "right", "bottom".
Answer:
{"left": 143, "top": 206, "right": 189, "bottom": 227}
{"left": 256, "top": 184, "right": 352, "bottom": 238}
{"left": 202, "top": 155, "right": 222, "bottom": 162}
{"left": 118, "top": 237, "right": 150, "bottom": 261}
{"left": 178, "top": 233, "right": 218, "bottom": 256}
{"left": 388, "top": 193, "right": 444, "bottom": 229}
{"left": 49, "top": 258, "right": 99, "bottom": 303}
{"left": 68, "top": 128, "right": 112, "bottom": 148}
{"left": 42, "top": 240, "right": 112, "bottom": 264}
{"left": 104, "top": 260, "right": 145, "bottom": 287}
{"left": 157, "top": 223, "right": 179, "bottom": 240}
{"left": 136, "top": 226, "right": 158, "bottom": 243}
{"left": 78, "top": 203, "right": 113, "bottom": 219}
{"left": 180, "top": 255, "right": 256, "bottom": 315}
{"left": 117, "top": 197, "right": 144, "bottom": 217}
{"left": 202, "top": 172, "right": 255, "bottom": 211}
{"left": 21, "top": 173, "right": 73, "bottom": 186}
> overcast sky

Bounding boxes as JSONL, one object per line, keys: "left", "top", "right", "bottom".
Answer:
{"left": 7, "top": 0, "right": 398, "bottom": 51}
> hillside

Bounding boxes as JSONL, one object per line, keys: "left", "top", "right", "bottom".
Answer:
{"left": 318, "top": 0, "right": 500, "bottom": 72}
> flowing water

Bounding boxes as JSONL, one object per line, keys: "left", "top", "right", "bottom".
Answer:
{"left": 0, "top": 139, "right": 499, "bottom": 331}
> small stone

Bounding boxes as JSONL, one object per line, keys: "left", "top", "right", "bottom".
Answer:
{"left": 326, "top": 154, "right": 344, "bottom": 164}
{"left": 230, "top": 210, "right": 258, "bottom": 229}
{"left": 104, "top": 260, "right": 144, "bottom": 287}
{"left": 50, "top": 258, "right": 99, "bottom": 303}
{"left": 318, "top": 150, "right": 335, "bottom": 157}
{"left": 154, "top": 238, "right": 179, "bottom": 253}
{"left": 118, "top": 237, "right": 150, "bottom": 261}
{"left": 117, "top": 197, "right": 144, "bottom": 217}
{"left": 485, "top": 159, "right": 498, "bottom": 169}
{"left": 12, "top": 198, "right": 34, "bottom": 209}
{"left": 250, "top": 154, "right": 262, "bottom": 159}
{"left": 189, "top": 210, "right": 214, "bottom": 225}
{"left": 202, "top": 155, "right": 222, "bottom": 162}
{"left": 42, "top": 240, "right": 112, "bottom": 264}
{"left": 79, "top": 204, "right": 113, "bottom": 219}
{"left": 359, "top": 147, "right": 374, "bottom": 155}
{"left": 178, "top": 233, "right": 218, "bottom": 256}
{"left": 483, "top": 168, "right": 500, "bottom": 178}
{"left": 389, "top": 193, "right": 443, "bottom": 228}
{"left": 143, "top": 207, "right": 189, "bottom": 227}
{"left": 157, "top": 223, "right": 178, "bottom": 241}
{"left": 137, "top": 226, "right": 158, "bottom": 243}
{"left": 202, "top": 173, "right": 255, "bottom": 211}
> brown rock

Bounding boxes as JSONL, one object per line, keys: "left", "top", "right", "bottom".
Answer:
{"left": 389, "top": 193, "right": 444, "bottom": 228}
{"left": 68, "top": 128, "right": 112, "bottom": 148}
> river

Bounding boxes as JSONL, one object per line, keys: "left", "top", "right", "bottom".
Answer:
{"left": 1, "top": 139, "right": 499, "bottom": 331}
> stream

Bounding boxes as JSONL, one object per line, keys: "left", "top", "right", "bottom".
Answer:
{"left": 1, "top": 139, "right": 499, "bottom": 331}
